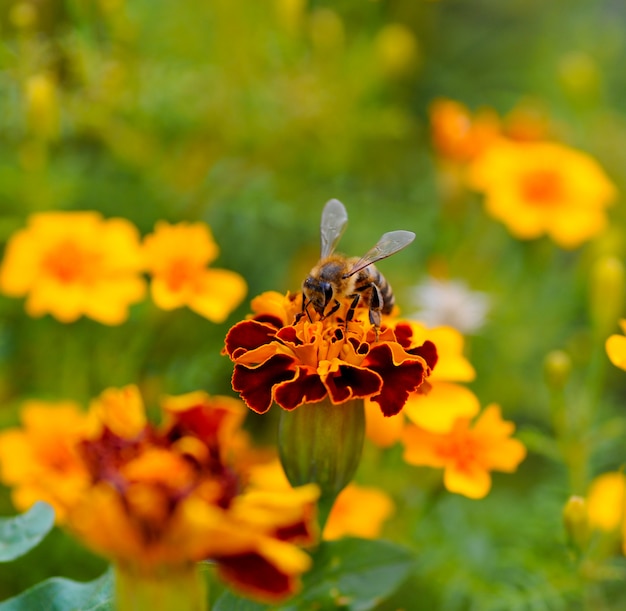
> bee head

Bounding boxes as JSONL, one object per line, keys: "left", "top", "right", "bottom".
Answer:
{"left": 303, "top": 276, "right": 334, "bottom": 315}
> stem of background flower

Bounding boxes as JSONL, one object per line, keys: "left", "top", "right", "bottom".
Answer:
{"left": 277, "top": 398, "right": 365, "bottom": 531}
{"left": 114, "top": 562, "right": 208, "bottom": 611}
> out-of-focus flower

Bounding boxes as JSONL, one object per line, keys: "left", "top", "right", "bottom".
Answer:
{"left": 223, "top": 291, "right": 438, "bottom": 417}
{"left": 408, "top": 277, "right": 490, "bottom": 334}
{"left": 402, "top": 404, "right": 527, "bottom": 499}
{"left": 468, "top": 140, "right": 617, "bottom": 249}
{"left": 429, "top": 98, "right": 500, "bottom": 164}
{"left": 586, "top": 472, "right": 626, "bottom": 537}
{"left": 365, "top": 322, "right": 478, "bottom": 447}
{"left": 248, "top": 458, "right": 394, "bottom": 540}
{"left": 605, "top": 319, "right": 626, "bottom": 370}
{"left": 0, "top": 401, "right": 91, "bottom": 521}
{"left": 323, "top": 483, "right": 395, "bottom": 540}
{"left": 25, "top": 73, "right": 60, "bottom": 140}
{"left": 375, "top": 23, "right": 420, "bottom": 78}
{"left": 0, "top": 211, "right": 146, "bottom": 324}
{"left": 142, "top": 221, "right": 247, "bottom": 323}
{"left": 0, "top": 387, "right": 319, "bottom": 602}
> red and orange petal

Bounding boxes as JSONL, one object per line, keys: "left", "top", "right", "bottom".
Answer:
{"left": 0, "top": 211, "right": 145, "bottom": 324}
{"left": 225, "top": 305, "right": 437, "bottom": 416}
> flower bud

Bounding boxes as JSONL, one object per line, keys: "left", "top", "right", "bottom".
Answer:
{"left": 543, "top": 350, "right": 572, "bottom": 392}
{"left": 563, "top": 495, "right": 590, "bottom": 552}
{"left": 590, "top": 255, "right": 625, "bottom": 340}
{"left": 375, "top": 24, "right": 420, "bottom": 78}
{"left": 25, "top": 73, "right": 60, "bottom": 141}
{"left": 278, "top": 398, "right": 365, "bottom": 528}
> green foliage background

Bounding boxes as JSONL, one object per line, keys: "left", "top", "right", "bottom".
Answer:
{"left": 1, "top": 0, "right": 626, "bottom": 609}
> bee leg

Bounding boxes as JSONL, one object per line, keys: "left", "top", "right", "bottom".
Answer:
{"left": 368, "top": 283, "right": 383, "bottom": 339}
{"left": 345, "top": 293, "right": 361, "bottom": 322}
{"left": 295, "top": 293, "right": 313, "bottom": 324}
{"left": 321, "top": 299, "right": 342, "bottom": 321}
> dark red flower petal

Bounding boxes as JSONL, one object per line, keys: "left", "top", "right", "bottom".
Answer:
{"left": 364, "top": 344, "right": 427, "bottom": 417}
{"left": 231, "top": 354, "right": 296, "bottom": 414}
{"left": 411, "top": 340, "right": 438, "bottom": 371}
{"left": 216, "top": 552, "right": 299, "bottom": 602}
{"left": 274, "top": 368, "right": 327, "bottom": 410}
{"left": 224, "top": 320, "right": 278, "bottom": 359}
{"left": 324, "top": 364, "right": 382, "bottom": 404}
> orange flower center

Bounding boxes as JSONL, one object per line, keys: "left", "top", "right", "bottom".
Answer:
{"left": 520, "top": 169, "right": 563, "bottom": 205}
{"left": 165, "top": 258, "right": 200, "bottom": 291}
{"left": 42, "top": 240, "right": 102, "bottom": 284}
{"left": 441, "top": 435, "right": 479, "bottom": 472}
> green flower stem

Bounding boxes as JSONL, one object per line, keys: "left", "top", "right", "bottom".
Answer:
{"left": 278, "top": 398, "right": 365, "bottom": 531}
{"left": 115, "top": 562, "right": 207, "bottom": 611}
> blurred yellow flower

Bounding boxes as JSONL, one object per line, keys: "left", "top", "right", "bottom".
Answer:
{"left": 402, "top": 404, "right": 526, "bottom": 499}
{"left": 143, "top": 221, "right": 247, "bottom": 322}
{"left": 323, "top": 484, "right": 395, "bottom": 541}
{"left": 468, "top": 140, "right": 617, "bottom": 249}
{"left": 586, "top": 472, "right": 626, "bottom": 533}
{"left": 0, "top": 211, "right": 146, "bottom": 324}
{"left": 375, "top": 23, "right": 420, "bottom": 78}
{"left": 606, "top": 319, "right": 626, "bottom": 370}
{"left": 0, "top": 401, "right": 91, "bottom": 521}
{"left": 247, "top": 458, "right": 394, "bottom": 541}
{"left": 365, "top": 322, "right": 478, "bottom": 447}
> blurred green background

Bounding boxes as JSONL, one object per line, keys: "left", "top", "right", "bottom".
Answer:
{"left": 2, "top": 0, "right": 626, "bottom": 608}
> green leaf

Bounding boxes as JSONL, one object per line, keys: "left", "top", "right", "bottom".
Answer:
{"left": 214, "top": 538, "right": 415, "bottom": 611}
{"left": 0, "top": 568, "right": 114, "bottom": 611}
{"left": 0, "top": 502, "right": 56, "bottom": 562}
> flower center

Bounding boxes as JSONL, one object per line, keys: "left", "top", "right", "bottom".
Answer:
{"left": 166, "top": 259, "right": 198, "bottom": 291}
{"left": 42, "top": 240, "right": 101, "bottom": 284}
{"left": 520, "top": 169, "right": 563, "bottom": 205}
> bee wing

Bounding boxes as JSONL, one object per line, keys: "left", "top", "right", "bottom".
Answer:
{"left": 320, "top": 199, "right": 349, "bottom": 258}
{"left": 345, "top": 230, "right": 415, "bottom": 277}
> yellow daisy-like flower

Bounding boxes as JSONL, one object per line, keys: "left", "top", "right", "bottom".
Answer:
{"left": 142, "top": 221, "right": 247, "bottom": 322}
{"left": 0, "top": 211, "right": 146, "bottom": 324}
{"left": 468, "top": 139, "right": 617, "bottom": 249}
{"left": 402, "top": 404, "right": 526, "bottom": 499}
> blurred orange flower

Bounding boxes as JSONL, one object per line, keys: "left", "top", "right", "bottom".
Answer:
{"left": 0, "top": 401, "right": 91, "bottom": 521}
{"left": 365, "top": 322, "right": 478, "bottom": 447}
{"left": 402, "top": 404, "right": 526, "bottom": 499}
{"left": 142, "top": 221, "right": 247, "bottom": 322}
{"left": 586, "top": 472, "right": 626, "bottom": 535}
{"left": 0, "top": 211, "right": 146, "bottom": 324}
{"left": 468, "top": 140, "right": 617, "bottom": 248}
{"left": 606, "top": 319, "right": 626, "bottom": 370}
{"left": 0, "top": 387, "right": 319, "bottom": 602}
{"left": 429, "top": 98, "right": 500, "bottom": 163}
{"left": 223, "top": 291, "right": 438, "bottom": 417}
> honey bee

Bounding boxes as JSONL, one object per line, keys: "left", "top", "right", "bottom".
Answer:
{"left": 300, "top": 199, "right": 415, "bottom": 332}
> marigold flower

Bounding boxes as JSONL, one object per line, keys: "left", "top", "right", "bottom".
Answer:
{"left": 467, "top": 140, "right": 617, "bottom": 249}
{"left": 586, "top": 472, "right": 626, "bottom": 533}
{"left": 142, "top": 221, "right": 247, "bottom": 322}
{"left": 429, "top": 98, "right": 500, "bottom": 163}
{"left": 0, "top": 401, "right": 91, "bottom": 521}
{"left": 402, "top": 404, "right": 526, "bottom": 499}
{"left": 0, "top": 211, "right": 146, "bottom": 324}
{"left": 365, "top": 322, "right": 478, "bottom": 447}
{"left": 0, "top": 387, "right": 319, "bottom": 602}
{"left": 223, "top": 291, "right": 438, "bottom": 417}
